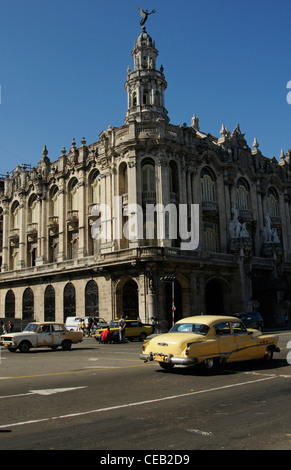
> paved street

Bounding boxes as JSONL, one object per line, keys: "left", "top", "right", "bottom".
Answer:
{"left": 0, "top": 331, "right": 291, "bottom": 451}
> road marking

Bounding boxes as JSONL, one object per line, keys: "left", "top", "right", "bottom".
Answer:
{"left": 29, "top": 387, "right": 87, "bottom": 396}
{"left": 0, "top": 375, "right": 276, "bottom": 430}
{"left": 0, "top": 387, "right": 87, "bottom": 399}
{"left": 0, "top": 363, "right": 145, "bottom": 380}
{"left": 188, "top": 429, "right": 213, "bottom": 436}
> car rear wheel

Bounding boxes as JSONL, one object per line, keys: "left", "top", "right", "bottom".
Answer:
{"left": 19, "top": 341, "right": 31, "bottom": 353}
{"left": 139, "top": 332, "right": 147, "bottom": 341}
{"left": 201, "top": 357, "right": 219, "bottom": 372}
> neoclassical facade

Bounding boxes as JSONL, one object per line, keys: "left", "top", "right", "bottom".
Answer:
{"left": 0, "top": 25, "right": 291, "bottom": 330}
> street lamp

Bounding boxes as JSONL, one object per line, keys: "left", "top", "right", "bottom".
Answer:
{"left": 160, "top": 275, "right": 176, "bottom": 327}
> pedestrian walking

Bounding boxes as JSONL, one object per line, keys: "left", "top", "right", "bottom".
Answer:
{"left": 0, "top": 321, "right": 7, "bottom": 335}
{"left": 118, "top": 315, "right": 126, "bottom": 343}
{"left": 79, "top": 319, "right": 85, "bottom": 336}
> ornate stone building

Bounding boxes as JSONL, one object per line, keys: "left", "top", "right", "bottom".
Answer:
{"left": 0, "top": 24, "right": 291, "bottom": 330}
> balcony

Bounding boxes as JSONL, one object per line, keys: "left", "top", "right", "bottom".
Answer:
{"left": 67, "top": 210, "right": 79, "bottom": 230}
{"left": 9, "top": 228, "right": 19, "bottom": 245}
{"left": 202, "top": 201, "right": 218, "bottom": 213}
{"left": 48, "top": 216, "right": 59, "bottom": 236}
{"left": 88, "top": 203, "right": 100, "bottom": 222}
{"left": 142, "top": 190, "right": 156, "bottom": 203}
{"left": 27, "top": 223, "right": 38, "bottom": 242}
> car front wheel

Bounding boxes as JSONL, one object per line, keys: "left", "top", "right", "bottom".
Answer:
{"left": 19, "top": 341, "right": 31, "bottom": 353}
{"left": 61, "top": 339, "right": 72, "bottom": 351}
{"left": 262, "top": 347, "right": 273, "bottom": 363}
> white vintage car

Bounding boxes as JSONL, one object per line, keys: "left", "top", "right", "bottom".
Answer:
{"left": 0, "top": 322, "right": 83, "bottom": 352}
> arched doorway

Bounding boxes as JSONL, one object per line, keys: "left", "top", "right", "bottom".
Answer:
{"left": 5, "top": 290, "right": 15, "bottom": 319}
{"left": 44, "top": 285, "right": 55, "bottom": 321}
{"left": 123, "top": 279, "right": 139, "bottom": 318}
{"left": 23, "top": 287, "right": 34, "bottom": 321}
{"left": 64, "top": 283, "right": 76, "bottom": 321}
{"left": 85, "top": 280, "right": 99, "bottom": 316}
{"left": 205, "top": 278, "right": 225, "bottom": 315}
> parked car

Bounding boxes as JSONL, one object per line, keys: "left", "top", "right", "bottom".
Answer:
{"left": 234, "top": 312, "right": 264, "bottom": 331}
{"left": 140, "top": 315, "right": 280, "bottom": 372}
{"left": 65, "top": 316, "right": 108, "bottom": 334}
{"left": 94, "top": 319, "right": 154, "bottom": 342}
{"left": 0, "top": 322, "right": 83, "bottom": 352}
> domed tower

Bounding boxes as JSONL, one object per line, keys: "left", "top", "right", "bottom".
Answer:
{"left": 125, "top": 26, "right": 169, "bottom": 124}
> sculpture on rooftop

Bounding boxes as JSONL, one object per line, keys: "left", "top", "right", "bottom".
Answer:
{"left": 138, "top": 7, "right": 156, "bottom": 27}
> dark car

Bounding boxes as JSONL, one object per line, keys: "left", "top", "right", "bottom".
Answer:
{"left": 235, "top": 312, "right": 264, "bottom": 331}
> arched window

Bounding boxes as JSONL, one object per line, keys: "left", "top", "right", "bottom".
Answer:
{"left": 142, "top": 160, "right": 156, "bottom": 244}
{"left": 237, "top": 178, "right": 250, "bottom": 210}
{"left": 0, "top": 207, "right": 3, "bottom": 253}
{"left": 11, "top": 201, "right": 20, "bottom": 229}
{"left": 203, "top": 222, "right": 219, "bottom": 253}
{"left": 28, "top": 194, "right": 38, "bottom": 224}
{"left": 23, "top": 287, "right": 34, "bottom": 321}
{"left": 89, "top": 171, "right": 101, "bottom": 204}
{"left": 69, "top": 178, "right": 78, "bottom": 210}
{"left": 49, "top": 186, "right": 59, "bottom": 217}
{"left": 63, "top": 283, "right": 76, "bottom": 321}
{"left": 200, "top": 167, "right": 216, "bottom": 202}
{"left": 169, "top": 161, "right": 179, "bottom": 199}
{"left": 267, "top": 188, "right": 279, "bottom": 217}
{"left": 142, "top": 162, "right": 155, "bottom": 193}
{"left": 85, "top": 280, "right": 99, "bottom": 316}
{"left": 155, "top": 91, "right": 160, "bottom": 106}
{"left": 44, "top": 285, "right": 55, "bottom": 321}
{"left": 5, "top": 290, "right": 15, "bottom": 319}
{"left": 143, "top": 90, "right": 150, "bottom": 105}
{"left": 119, "top": 163, "right": 128, "bottom": 195}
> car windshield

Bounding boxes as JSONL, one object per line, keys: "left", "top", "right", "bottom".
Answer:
{"left": 24, "top": 324, "right": 39, "bottom": 332}
{"left": 169, "top": 323, "right": 209, "bottom": 335}
{"left": 109, "top": 322, "right": 119, "bottom": 328}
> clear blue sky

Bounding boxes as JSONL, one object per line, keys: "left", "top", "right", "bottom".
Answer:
{"left": 1, "top": 0, "right": 291, "bottom": 174}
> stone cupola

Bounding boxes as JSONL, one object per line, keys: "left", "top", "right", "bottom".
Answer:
{"left": 124, "top": 26, "right": 169, "bottom": 124}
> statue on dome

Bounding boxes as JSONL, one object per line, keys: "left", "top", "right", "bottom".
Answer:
{"left": 138, "top": 7, "right": 156, "bottom": 27}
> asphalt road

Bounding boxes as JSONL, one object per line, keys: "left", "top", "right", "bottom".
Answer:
{"left": 0, "top": 331, "right": 291, "bottom": 452}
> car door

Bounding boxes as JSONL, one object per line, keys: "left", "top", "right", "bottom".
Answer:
{"left": 124, "top": 321, "right": 135, "bottom": 339}
{"left": 51, "top": 324, "right": 67, "bottom": 346}
{"left": 215, "top": 321, "right": 237, "bottom": 362}
{"left": 232, "top": 321, "right": 259, "bottom": 361}
{"left": 129, "top": 321, "right": 142, "bottom": 339}
{"left": 37, "top": 324, "right": 54, "bottom": 347}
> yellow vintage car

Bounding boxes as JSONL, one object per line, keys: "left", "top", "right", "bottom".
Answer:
{"left": 94, "top": 319, "right": 154, "bottom": 342}
{"left": 140, "top": 315, "right": 280, "bottom": 372}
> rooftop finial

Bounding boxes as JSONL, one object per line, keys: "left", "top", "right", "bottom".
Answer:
{"left": 138, "top": 7, "right": 156, "bottom": 27}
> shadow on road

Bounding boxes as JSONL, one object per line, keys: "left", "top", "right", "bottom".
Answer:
{"left": 154, "top": 358, "right": 290, "bottom": 377}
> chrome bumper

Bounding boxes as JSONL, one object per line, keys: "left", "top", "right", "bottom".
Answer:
{"left": 140, "top": 353, "right": 198, "bottom": 366}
